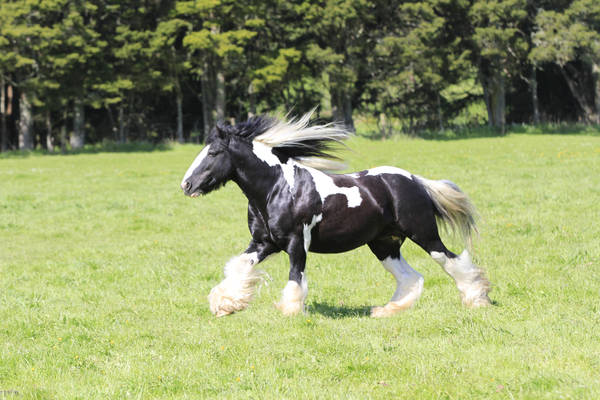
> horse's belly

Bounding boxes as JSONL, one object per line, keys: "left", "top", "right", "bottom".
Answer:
{"left": 308, "top": 202, "right": 387, "bottom": 253}
{"left": 308, "top": 235, "right": 372, "bottom": 253}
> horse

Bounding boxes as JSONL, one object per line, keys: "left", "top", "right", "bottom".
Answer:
{"left": 181, "top": 111, "right": 491, "bottom": 317}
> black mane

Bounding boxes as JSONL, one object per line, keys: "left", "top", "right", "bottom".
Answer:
{"left": 207, "top": 116, "right": 276, "bottom": 144}
{"left": 271, "top": 139, "right": 344, "bottom": 163}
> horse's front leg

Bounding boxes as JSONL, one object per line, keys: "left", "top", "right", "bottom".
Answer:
{"left": 275, "top": 238, "right": 308, "bottom": 316}
{"left": 208, "top": 242, "right": 277, "bottom": 317}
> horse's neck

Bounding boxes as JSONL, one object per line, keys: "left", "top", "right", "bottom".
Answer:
{"left": 231, "top": 145, "right": 282, "bottom": 210}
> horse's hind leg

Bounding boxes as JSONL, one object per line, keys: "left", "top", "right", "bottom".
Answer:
{"left": 368, "top": 236, "right": 424, "bottom": 318}
{"left": 414, "top": 232, "right": 491, "bottom": 307}
{"left": 430, "top": 247, "right": 491, "bottom": 307}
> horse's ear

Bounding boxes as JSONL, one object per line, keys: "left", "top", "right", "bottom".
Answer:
{"left": 215, "top": 121, "right": 232, "bottom": 139}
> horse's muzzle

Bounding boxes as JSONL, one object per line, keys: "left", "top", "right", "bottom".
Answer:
{"left": 181, "top": 180, "right": 200, "bottom": 197}
{"left": 182, "top": 175, "right": 218, "bottom": 197}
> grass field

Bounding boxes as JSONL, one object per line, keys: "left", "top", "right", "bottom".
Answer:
{"left": 1, "top": 133, "right": 599, "bottom": 399}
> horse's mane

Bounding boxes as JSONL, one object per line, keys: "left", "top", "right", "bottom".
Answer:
{"left": 228, "top": 110, "right": 350, "bottom": 171}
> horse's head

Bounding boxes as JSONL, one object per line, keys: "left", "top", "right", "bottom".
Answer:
{"left": 180, "top": 123, "right": 236, "bottom": 197}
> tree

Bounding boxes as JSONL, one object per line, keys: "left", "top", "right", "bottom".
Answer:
{"left": 180, "top": 0, "right": 260, "bottom": 137}
{"left": 58, "top": 1, "right": 108, "bottom": 149}
{"left": 3, "top": 0, "right": 600, "bottom": 153}
{"left": 304, "top": 0, "right": 373, "bottom": 131}
{"left": 469, "top": 0, "right": 528, "bottom": 131}
{"left": 94, "top": 3, "right": 154, "bottom": 143}
{"left": 150, "top": 14, "right": 191, "bottom": 143}
{"left": 531, "top": 0, "right": 600, "bottom": 123}
{"left": 0, "top": 6, "right": 14, "bottom": 151}
{"left": 0, "top": 0, "right": 41, "bottom": 150}
{"left": 0, "top": 74, "right": 7, "bottom": 151}
{"left": 366, "top": 1, "right": 452, "bottom": 132}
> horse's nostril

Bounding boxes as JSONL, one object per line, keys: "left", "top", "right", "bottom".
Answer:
{"left": 182, "top": 181, "right": 191, "bottom": 191}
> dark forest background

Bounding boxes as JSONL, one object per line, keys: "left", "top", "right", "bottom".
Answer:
{"left": 1, "top": 0, "right": 599, "bottom": 151}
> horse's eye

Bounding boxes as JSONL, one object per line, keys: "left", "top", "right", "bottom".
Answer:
{"left": 208, "top": 149, "right": 221, "bottom": 156}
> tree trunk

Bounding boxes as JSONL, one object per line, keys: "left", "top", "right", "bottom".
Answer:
{"left": 70, "top": 98, "right": 85, "bottom": 149}
{"left": 490, "top": 76, "right": 506, "bottom": 133}
{"left": 45, "top": 110, "right": 54, "bottom": 152}
{"left": 176, "top": 83, "right": 184, "bottom": 143}
{"left": 215, "top": 69, "right": 225, "bottom": 122}
{"left": 18, "top": 91, "right": 34, "bottom": 150}
{"left": 481, "top": 79, "right": 492, "bottom": 127}
{"left": 480, "top": 67, "right": 505, "bottom": 132}
{"left": 60, "top": 110, "right": 67, "bottom": 154}
{"left": 490, "top": 75, "right": 506, "bottom": 133}
{"left": 378, "top": 112, "right": 389, "bottom": 138}
{"left": 331, "top": 88, "right": 342, "bottom": 122}
{"left": 531, "top": 66, "right": 540, "bottom": 124}
{"left": 117, "top": 103, "right": 127, "bottom": 143}
{"left": 436, "top": 92, "right": 444, "bottom": 131}
{"left": 0, "top": 74, "right": 6, "bottom": 152}
{"left": 105, "top": 105, "right": 117, "bottom": 141}
{"left": 342, "top": 91, "right": 354, "bottom": 132}
{"left": 592, "top": 62, "right": 600, "bottom": 125}
{"left": 201, "top": 68, "right": 214, "bottom": 140}
{"left": 331, "top": 86, "right": 355, "bottom": 131}
{"left": 559, "top": 65, "right": 595, "bottom": 123}
{"left": 210, "top": 23, "right": 226, "bottom": 123}
{"left": 248, "top": 83, "right": 256, "bottom": 118}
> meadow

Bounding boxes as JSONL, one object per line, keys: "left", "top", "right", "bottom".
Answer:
{"left": 1, "top": 132, "right": 599, "bottom": 399}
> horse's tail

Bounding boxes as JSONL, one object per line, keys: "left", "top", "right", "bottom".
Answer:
{"left": 416, "top": 177, "right": 478, "bottom": 246}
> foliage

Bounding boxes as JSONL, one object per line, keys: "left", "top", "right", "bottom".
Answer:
{"left": 1, "top": 0, "right": 600, "bottom": 150}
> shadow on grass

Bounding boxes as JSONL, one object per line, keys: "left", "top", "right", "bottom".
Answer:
{"left": 0, "top": 140, "right": 173, "bottom": 159}
{"left": 309, "top": 301, "right": 372, "bottom": 319}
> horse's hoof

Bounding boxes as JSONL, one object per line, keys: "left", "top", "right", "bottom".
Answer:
{"left": 275, "top": 300, "right": 303, "bottom": 316}
{"left": 370, "top": 306, "right": 391, "bottom": 318}
{"left": 464, "top": 295, "right": 492, "bottom": 308}
{"left": 214, "top": 309, "right": 233, "bottom": 317}
{"left": 208, "top": 284, "right": 248, "bottom": 317}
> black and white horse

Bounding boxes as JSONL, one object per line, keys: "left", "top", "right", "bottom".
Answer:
{"left": 181, "top": 112, "right": 491, "bottom": 317}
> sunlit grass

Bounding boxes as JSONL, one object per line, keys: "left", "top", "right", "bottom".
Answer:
{"left": 1, "top": 133, "right": 599, "bottom": 398}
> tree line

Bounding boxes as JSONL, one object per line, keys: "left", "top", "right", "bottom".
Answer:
{"left": 1, "top": 0, "right": 599, "bottom": 152}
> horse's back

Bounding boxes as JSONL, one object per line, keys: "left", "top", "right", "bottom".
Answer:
{"left": 308, "top": 168, "right": 426, "bottom": 253}
{"left": 349, "top": 167, "right": 431, "bottom": 216}
{"left": 333, "top": 168, "right": 435, "bottom": 242}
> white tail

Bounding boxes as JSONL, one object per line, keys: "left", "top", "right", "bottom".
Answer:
{"left": 417, "top": 177, "right": 478, "bottom": 246}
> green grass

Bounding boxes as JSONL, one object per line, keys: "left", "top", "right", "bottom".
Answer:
{"left": 1, "top": 133, "right": 599, "bottom": 399}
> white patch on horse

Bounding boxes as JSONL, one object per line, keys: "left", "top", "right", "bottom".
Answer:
{"left": 303, "top": 214, "right": 323, "bottom": 252}
{"left": 207, "top": 252, "right": 263, "bottom": 317}
{"left": 366, "top": 166, "right": 412, "bottom": 180}
{"left": 372, "top": 255, "right": 424, "bottom": 317}
{"left": 346, "top": 172, "right": 361, "bottom": 178}
{"left": 304, "top": 166, "right": 362, "bottom": 207}
{"left": 275, "top": 272, "right": 308, "bottom": 316}
{"left": 430, "top": 250, "right": 491, "bottom": 307}
{"left": 182, "top": 144, "right": 210, "bottom": 185}
{"left": 252, "top": 141, "right": 296, "bottom": 190}
{"left": 383, "top": 256, "right": 424, "bottom": 302}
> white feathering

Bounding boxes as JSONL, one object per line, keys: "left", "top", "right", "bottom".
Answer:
{"left": 253, "top": 109, "right": 349, "bottom": 171}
